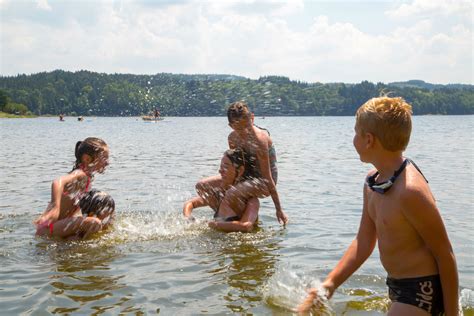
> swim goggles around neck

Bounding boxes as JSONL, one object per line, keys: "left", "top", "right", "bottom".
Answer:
{"left": 366, "top": 158, "right": 428, "bottom": 194}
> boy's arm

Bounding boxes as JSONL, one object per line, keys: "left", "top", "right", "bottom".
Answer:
{"left": 401, "top": 186, "right": 459, "bottom": 316}
{"left": 322, "top": 186, "right": 377, "bottom": 295}
{"left": 182, "top": 196, "right": 207, "bottom": 219}
{"left": 209, "top": 198, "right": 259, "bottom": 232}
{"left": 298, "top": 186, "right": 376, "bottom": 312}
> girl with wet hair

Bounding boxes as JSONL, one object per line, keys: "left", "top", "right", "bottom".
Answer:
{"left": 34, "top": 137, "right": 113, "bottom": 239}
{"left": 73, "top": 137, "right": 108, "bottom": 171}
{"left": 183, "top": 148, "right": 260, "bottom": 233}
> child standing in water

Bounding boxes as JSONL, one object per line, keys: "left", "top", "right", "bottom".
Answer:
{"left": 34, "top": 137, "right": 115, "bottom": 239}
{"left": 184, "top": 148, "right": 260, "bottom": 232}
{"left": 298, "top": 97, "right": 458, "bottom": 315}
{"left": 197, "top": 101, "right": 288, "bottom": 225}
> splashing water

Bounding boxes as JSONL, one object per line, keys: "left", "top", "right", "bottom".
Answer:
{"left": 460, "top": 288, "right": 474, "bottom": 315}
{"left": 260, "top": 264, "right": 333, "bottom": 314}
{"left": 100, "top": 210, "right": 209, "bottom": 244}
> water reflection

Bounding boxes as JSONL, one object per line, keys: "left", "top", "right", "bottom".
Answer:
{"left": 203, "top": 226, "right": 284, "bottom": 313}
{"left": 34, "top": 240, "right": 143, "bottom": 314}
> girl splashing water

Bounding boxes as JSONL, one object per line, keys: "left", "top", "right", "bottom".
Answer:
{"left": 34, "top": 137, "right": 114, "bottom": 239}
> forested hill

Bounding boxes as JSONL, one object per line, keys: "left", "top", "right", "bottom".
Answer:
{"left": 0, "top": 70, "right": 472, "bottom": 116}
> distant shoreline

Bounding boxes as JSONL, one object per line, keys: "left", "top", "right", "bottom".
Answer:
{"left": 1, "top": 71, "right": 472, "bottom": 116}
{"left": 0, "top": 112, "right": 37, "bottom": 118}
{"left": 2, "top": 113, "right": 473, "bottom": 119}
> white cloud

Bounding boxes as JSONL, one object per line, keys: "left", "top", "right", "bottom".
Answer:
{"left": 0, "top": 0, "right": 472, "bottom": 83}
{"left": 36, "top": 0, "right": 52, "bottom": 11}
{"left": 202, "top": 0, "right": 304, "bottom": 17}
{"left": 269, "top": 0, "right": 304, "bottom": 17}
{"left": 386, "top": 0, "right": 472, "bottom": 18}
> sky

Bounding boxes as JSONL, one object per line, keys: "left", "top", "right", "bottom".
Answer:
{"left": 0, "top": 0, "right": 472, "bottom": 84}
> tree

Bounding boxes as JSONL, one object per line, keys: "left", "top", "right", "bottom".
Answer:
{"left": 0, "top": 89, "right": 8, "bottom": 111}
{"left": 0, "top": 71, "right": 472, "bottom": 116}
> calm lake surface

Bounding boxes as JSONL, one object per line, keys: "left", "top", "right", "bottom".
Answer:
{"left": 0, "top": 116, "right": 473, "bottom": 315}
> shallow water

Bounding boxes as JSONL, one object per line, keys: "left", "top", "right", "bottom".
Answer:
{"left": 0, "top": 116, "right": 472, "bottom": 315}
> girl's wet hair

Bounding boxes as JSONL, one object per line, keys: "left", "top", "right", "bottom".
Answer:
{"left": 227, "top": 101, "right": 251, "bottom": 123}
{"left": 79, "top": 189, "right": 115, "bottom": 217}
{"left": 224, "top": 148, "right": 246, "bottom": 169}
{"left": 73, "top": 137, "right": 108, "bottom": 170}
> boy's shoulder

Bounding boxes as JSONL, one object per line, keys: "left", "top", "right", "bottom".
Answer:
{"left": 397, "top": 165, "right": 435, "bottom": 212}
{"left": 402, "top": 164, "right": 431, "bottom": 194}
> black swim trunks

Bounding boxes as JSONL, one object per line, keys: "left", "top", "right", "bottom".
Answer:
{"left": 213, "top": 213, "right": 240, "bottom": 222}
{"left": 386, "top": 275, "right": 444, "bottom": 315}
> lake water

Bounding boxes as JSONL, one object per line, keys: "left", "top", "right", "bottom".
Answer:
{"left": 0, "top": 116, "right": 473, "bottom": 315}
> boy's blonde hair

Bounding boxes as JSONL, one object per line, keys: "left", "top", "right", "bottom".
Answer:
{"left": 356, "top": 96, "right": 412, "bottom": 151}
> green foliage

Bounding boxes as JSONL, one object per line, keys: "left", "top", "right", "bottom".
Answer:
{"left": 3, "top": 102, "right": 29, "bottom": 115}
{"left": 0, "top": 89, "right": 8, "bottom": 111}
{"left": 0, "top": 70, "right": 472, "bottom": 116}
{"left": 0, "top": 88, "right": 30, "bottom": 114}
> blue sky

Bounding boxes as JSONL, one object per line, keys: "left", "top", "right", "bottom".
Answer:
{"left": 0, "top": 0, "right": 472, "bottom": 84}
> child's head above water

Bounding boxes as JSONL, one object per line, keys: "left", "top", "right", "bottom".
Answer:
{"left": 227, "top": 101, "right": 251, "bottom": 124}
{"left": 356, "top": 96, "right": 412, "bottom": 152}
{"left": 219, "top": 148, "right": 247, "bottom": 186}
{"left": 74, "top": 137, "right": 109, "bottom": 173}
{"left": 79, "top": 189, "right": 115, "bottom": 223}
{"left": 224, "top": 148, "right": 246, "bottom": 169}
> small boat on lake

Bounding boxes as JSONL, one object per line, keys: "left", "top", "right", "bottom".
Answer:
{"left": 142, "top": 107, "right": 163, "bottom": 122}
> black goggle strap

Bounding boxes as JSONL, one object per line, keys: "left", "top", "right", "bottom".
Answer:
{"left": 406, "top": 158, "right": 429, "bottom": 183}
{"left": 366, "top": 172, "right": 387, "bottom": 192}
{"left": 366, "top": 159, "right": 410, "bottom": 193}
{"left": 392, "top": 158, "right": 409, "bottom": 179}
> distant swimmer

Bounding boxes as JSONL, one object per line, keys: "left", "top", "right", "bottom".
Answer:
{"left": 154, "top": 108, "right": 161, "bottom": 120}
{"left": 34, "top": 137, "right": 114, "bottom": 239}
{"left": 183, "top": 149, "right": 259, "bottom": 233}
{"left": 298, "top": 96, "right": 458, "bottom": 315}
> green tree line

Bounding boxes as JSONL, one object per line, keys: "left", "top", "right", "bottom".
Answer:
{"left": 0, "top": 70, "right": 472, "bottom": 116}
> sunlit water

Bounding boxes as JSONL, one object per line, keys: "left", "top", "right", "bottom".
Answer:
{"left": 0, "top": 116, "right": 472, "bottom": 315}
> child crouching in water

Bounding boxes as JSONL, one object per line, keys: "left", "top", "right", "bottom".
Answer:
{"left": 34, "top": 137, "right": 115, "bottom": 239}
{"left": 183, "top": 148, "right": 260, "bottom": 233}
{"left": 298, "top": 96, "right": 458, "bottom": 315}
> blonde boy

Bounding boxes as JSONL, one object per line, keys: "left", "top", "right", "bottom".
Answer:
{"left": 299, "top": 96, "right": 458, "bottom": 315}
